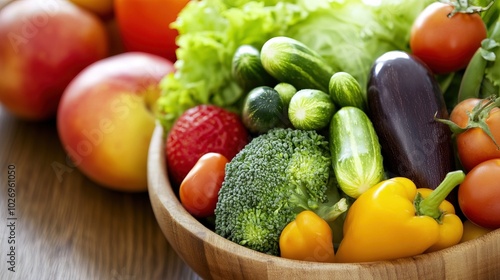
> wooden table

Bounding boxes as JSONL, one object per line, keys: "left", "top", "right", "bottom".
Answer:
{"left": 0, "top": 105, "right": 201, "bottom": 279}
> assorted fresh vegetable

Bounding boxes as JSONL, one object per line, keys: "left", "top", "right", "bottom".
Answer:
{"left": 179, "top": 152, "right": 228, "bottom": 218}
{"left": 409, "top": 1, "right": 489, "bottom": 74}
{"left": 288, "top": 89, "right": 335, "bottom": 130}
{"left": 458, "top": 159, "right": 500, "bottom": 229}
{"left": 441, "top": 96, "right": 500, "bottom": 171}
{"left": 329, "top": 72, "right": 367, "bottom": 111}
{"left": 160, "top": 0, "right": 500, "bottom": 265}
{"left": 260, "top": 36, "right": 334, "bottom": 93}
{"left": 335, "top": 171, "right": 465, "bottom": 263}
{"left": 367, "top": 51, "right": 456, "bottom": 193}
{"left": 241, "top": 86, "right": 289, "bottom": 134}
{"left": 274, "top": 82, "right": 297, "bottom": 107}
{"left": 279, "top": 210, "right": 336, "bottom": 263}
{"left": 232, "top": 44, "right": 277, "bottom": 93}
{"left": 214, "top": 128, "right": 347, "bottom": 256}
{"left": 329, "top": 107, "right": 384, "bottom": 199}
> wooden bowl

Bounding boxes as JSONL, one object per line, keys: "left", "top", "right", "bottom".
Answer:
{"left": 147, "top": 123, "right": 500, "bottom": 280}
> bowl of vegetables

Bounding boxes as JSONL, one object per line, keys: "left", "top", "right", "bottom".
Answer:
{"left": 148, "top": 0, "right": 500, "bottom": 278}
{"left": 148, "top": 122, "right": 500, "bottom": 279}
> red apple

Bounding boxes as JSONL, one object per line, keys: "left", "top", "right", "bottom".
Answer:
{"left": 0, "top": 0, "right": 109, "bottom": 120}
{"left": 57, "top": 52, "right": 174, "bottom": 192}
{"left": 68, "top": 0, "right": 114, "bottom": 19}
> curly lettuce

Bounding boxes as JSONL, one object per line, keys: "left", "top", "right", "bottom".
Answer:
{"left": 156, "top": 0, "right": 433, "bottom": 131}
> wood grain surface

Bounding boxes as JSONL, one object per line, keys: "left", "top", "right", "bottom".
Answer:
{"left": 0, "top": 106, "right": 201, "bottom": 279}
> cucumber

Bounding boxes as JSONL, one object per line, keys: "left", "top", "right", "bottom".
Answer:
{"left": 329, "top": 106, "right": 384, "bottom": 199}
{"left": 329, "top": 72, "right": 367, "bottom": 111}
{"left": 288, "top": 89, "right": 335, "bottom": 130}
{"left": 232, "top": 45, "right": 277, "bottom": 92}
{"left": 241, "top": 86, "right": 288, "bottom": 134}
{"left": 274, "top": 82, "right": 297, "bottom": 107}
{"left": 260, "top": 36, "right": 334, "bottom": 93}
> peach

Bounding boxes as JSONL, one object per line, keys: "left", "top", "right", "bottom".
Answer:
{"left": 57, "top": 52, "right": 174, "bottom": 192}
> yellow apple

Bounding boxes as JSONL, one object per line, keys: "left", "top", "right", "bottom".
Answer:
{"left": 57, "top": 52, "right": 174, "bottom": 192}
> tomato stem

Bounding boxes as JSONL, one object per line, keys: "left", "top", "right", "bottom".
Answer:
{"left": 440, "top": 0, "right": 495, "bottom": 17}
{"left": 435, "top": 95, "right": 500, "bottom": 149}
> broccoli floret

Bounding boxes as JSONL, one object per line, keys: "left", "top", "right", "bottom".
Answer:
{"left": 215, "top": 128, "right": 347, "bottom": 256}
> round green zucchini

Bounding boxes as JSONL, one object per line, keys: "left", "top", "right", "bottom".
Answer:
{"left": 329, "top": 72, "right": 367, "bottom": 111}
{"left": 232, "top": 45, "right": 277, "bottom": 92}
{"left": 241, "top": 86, "right": 288, "bottom": 134}
{"left": 288, "top": 89, "right": 335, "bottom": 130}
{"left": 274, "top": 82, "right": 297, "bottom": 107}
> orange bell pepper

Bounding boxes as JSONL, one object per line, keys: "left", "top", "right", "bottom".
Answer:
{"left": 336, "top": 171, "right": 465, "bottom": 263}
{"left": 279, "top": 210, "right": 336, "bottom": 263}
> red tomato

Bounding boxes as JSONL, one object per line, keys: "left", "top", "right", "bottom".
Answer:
{"left": 458, "top": 159, "right": 500, "bottom": 229}
{"left": 410, "top": 2, "right": 487, "bottom": 74}
{"left": 179, "top": 153, "right": 228, "bottom": 218}
{"left": 449, "top": 98, "right": 500, "bottom": 171}
{"left": 114, "top": 0, "right": 189, "bottom": 62}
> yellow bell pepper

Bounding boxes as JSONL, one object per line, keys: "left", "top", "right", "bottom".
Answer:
{"left": 335, "top": 171, "right": 465, "bottom": 263}
{"left": 460, "top": 219, "right": 493, "bottom": 243}
{"left": 279, "top": 210, "right": 336, "bottom": 263}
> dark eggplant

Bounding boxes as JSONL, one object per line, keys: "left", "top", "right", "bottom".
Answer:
{"left": 367, "top": 51, "right": 456, "bottom": 194}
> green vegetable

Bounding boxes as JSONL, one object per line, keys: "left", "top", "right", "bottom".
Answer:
{"left": 241, "top": 86, "right": 288, "bottom": 134}
{"left": 288, "top": 89, "right": 335, "bottom": 130}
{"left": 215, "top": 128, "right": 348, "bottom": 256}
{"left": 457, "top": 14, "right": 500, "bottom": 102}
{"left": 457, "top": 47, "right": 488, "bottom": 102}
{"left": 477, "top": 19, "right": 500, "bottom": 97}
{"left": 156, "top": 0, "right": 434, "bottom": 131}
{"left": 329, "top": 72, "right": 366, "bottom": 110}
{"left": 260, "top": 36, "right": 334, "bottom": 93}
{"left": 274, "top": 82, "right": 297, "bottom": 107}
{"left": 232, "top": 44, "right": 277, "bottom": 93}
{"left": 329, "top": 106, "right": 384, "bottom": 199}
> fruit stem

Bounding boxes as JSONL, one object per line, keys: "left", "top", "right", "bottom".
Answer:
{"left": 440, "top": 0, "right": 495, "bottom": 17}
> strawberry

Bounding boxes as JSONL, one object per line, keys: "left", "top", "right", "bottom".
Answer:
{"left": 165, "top": 104, "right": 250, "bottom": 186}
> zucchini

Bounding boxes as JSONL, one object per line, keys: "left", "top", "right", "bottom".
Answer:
{"left": 232, "top": 45, "right": 277, "bottom": 92}
{"left": 274, "top": 82, "right": 297, "bottom": 107}
{"left": 288, "top": 89, "right": 335, "bottom": 130}
{"left": 329, "top": 106, "right": 384, "bottom": 199}
{"left": 329, "top": 72, "right": 366, "bottom": 111}
{"left": 260, "top": 36, "right": 334, "bottom": 93}
{"left": 241, "top": 86, "right": 288, "bottom": 134}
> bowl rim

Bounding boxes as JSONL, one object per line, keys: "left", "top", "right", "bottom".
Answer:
{"left": 148, "top": 122, "right": 500, "bottom": 274}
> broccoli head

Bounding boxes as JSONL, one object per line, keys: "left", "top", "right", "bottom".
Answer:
{"left": 215, "top": 128, "right": 347, "bottom": 256}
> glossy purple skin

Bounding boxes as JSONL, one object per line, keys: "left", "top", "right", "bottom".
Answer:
{"left": 367, "top": 51, "right": 456, "bottom": 193}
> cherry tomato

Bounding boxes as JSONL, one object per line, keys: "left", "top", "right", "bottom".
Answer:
{"left": 114, "top": 0, "right": 189, "bottom": 62}
{"left": 410, "top": 2, "right": 487, "bottom": 74}
{"left": 449, "top": 98, "right": 500, "bottom": 171}
{"left": 460, "top": 219, "right": 493, "bottom": 243}
{"left": 458, "top": 159, "right": 500, "bottom": 229}
{"left": 179, "top": 152, "right": 228, "bottom": 218}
